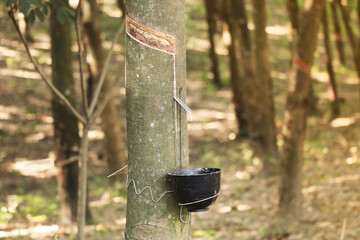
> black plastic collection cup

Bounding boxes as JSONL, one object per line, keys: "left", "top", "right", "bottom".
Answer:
{"left": 168, "top": 168, "right": 221, "bottom": 212}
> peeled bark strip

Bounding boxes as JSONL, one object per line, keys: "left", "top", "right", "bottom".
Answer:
{"left": 279, "top": 0, "right": 326, "bottom": 221}
{"left": 125, "top": 1, "right": 190, "bottom": 239}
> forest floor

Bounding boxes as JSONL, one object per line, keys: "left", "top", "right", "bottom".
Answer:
{"left": 1, "top": 0, "right": 360, "bottom": 239}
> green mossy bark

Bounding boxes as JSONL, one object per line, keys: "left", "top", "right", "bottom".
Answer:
{"left": 125, "top": 1, "right": 190, "bottom": 239}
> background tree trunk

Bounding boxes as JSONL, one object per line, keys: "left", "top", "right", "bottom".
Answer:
{"left": 117, "top": 0, "right": 126, "bottom": 18}
{"left": 50, "top": 7, "right": 80, "bottom": 225}
{"left": 204, "top": 0, "right": 222, "bottom": 89}
{"left": 125, "top": 1, "right": 191, "bottom": 239}
{"left": 336, "top": 0, "right": 360, "bottom": 92}
{"left": 83, "top": 0, "right": 127, "bottom": 182}
{"left": 323, "top": 4, "right": 340, "bottom": 118}
{"left": 279, "top": 0, "right": 326, "bottom": 221}
{"left": 229, "top": 0, "right": 262, "bottom": 141}
{"left": 286, "top": 0, "right": 299, "bottom": 34}
{"left": 222, "top": 0, "right": 249, "bottom": 139}
{"left": 330, "top": 1, "right": 346, "bottom": 65}
{"left": 252, "top": 0, "right": 279, "bottom": 176}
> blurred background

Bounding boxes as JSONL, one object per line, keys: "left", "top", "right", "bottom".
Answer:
{"left": 0, "top": 0, "right": 360, "bottom": 239}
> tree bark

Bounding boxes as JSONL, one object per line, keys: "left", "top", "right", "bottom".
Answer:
{"left": 252, "top": 0, "right": 279, "bottom": 176}
{"left": 77, "top": 124, "right": 90, "bottom": 240}
{"left": 229, "top": 0, "right": 262, "bottom": 140}
{"left": 222, "top": 0, "right": 249, "bottom": 138}
{"left": 286, "top": 0, "right": 299, "bottom": 33}
{"left": 279, "top": 0, "right": 326, "bottom": 221}
{"left": 204, "top": 0, "right": 222, "bottom": 89}
{"left": 286, "top": 0, "right": 318, "bottom": 114}
{"left": 125, "top": 1, "right": 191, "bottom": 239}
{"left": 82, "top": 0, "right": 127, "bottom": 183}
{"left": 330, "top": 1, "right": 346, "bottom": 65}
{"left": 117, "top": 0, "right": 126, "bottom": 18}
{"left": 323, "top": 4, "right": 340, "bottom": 118}
{"left": 50, "top": 7, "right": 80, "bottom": 225}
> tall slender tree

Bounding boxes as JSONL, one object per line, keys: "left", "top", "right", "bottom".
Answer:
{"left": 82, "top": 0, "right": 126, "bottom": 182}
{"left": 229, "top": 0, "right": 262, "bottom": 140}
{"left": 50, "top": 6, "right": 88, "bottom": 224}
{"left": 125, "top": 0, "right": 191, "bottom": 239}
{"left": 222, "top": 0, "right": 249, "bottom": 138}
{"left": 336, "top": 0, "right": 360, "bottom": 96}
{"left": 252, "top": 0, "right": 279, "bottom": 176}
{"left": 286, "top": 0, "right": 299, "bottom": 35}
{"left": 330, "top": 1, "right": 346, "bottom": 65}
{"left": 279, "top": 0, "right": 326, "bottom": 221}
{"left": 204, "top": 0, "right": 222, "bottom": 89}
{"left": 323, "top": 4, "right": 340, "bottom": 118}
{"left": 226, "top": 0, "right": 278, "bottom": 175}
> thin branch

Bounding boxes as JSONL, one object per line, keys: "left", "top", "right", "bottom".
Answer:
{"left": 89, "top": 84, "right": 116, "bottom": 126}
{"left": 75, "top": 0, "right": 89, "bottom": 119}
{"left": 88, "top": 22, "right": 125, "bottom": 115}
{"left": 8, "top": 9, "right": 86, "bottom": 124}
{"left": 89, "top": 70, "right": 124, "bottom": 126}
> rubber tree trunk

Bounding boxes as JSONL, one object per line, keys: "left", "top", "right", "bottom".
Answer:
{"left": 204, "top": 0, "right": 222, "bottom": 89}
{"left": 125, "top": 1, "right": 191, "bottom": 239}
{"left": 228, "top": 0, "right": 262, "bottom": 141}
{"left": 323, "top": 4, "right": 340, "bottom": 118}
{"left": 222, "top": 0, "right": 249, "bottom": 138}
{"left": 286, "top": 0, "right": 299, "bottom": 34}
{"left": 330, "top": 1, "right": 346, "bottom": 65}
{"left": 82, "top": 0, "right": 127, "bottom": 183}
{"left": 286, "top": 0, "right": 318, "bottom": 114}
{"left": 252, "top": 0, "right": 279, "bottom": 176}
{"left": 279, "top": 0, "right": 325, "bottom": 221}
{"left": 50, "top": 7, "right": 79, "bottom": 225}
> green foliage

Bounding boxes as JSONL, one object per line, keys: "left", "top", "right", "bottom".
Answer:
{"left": 1, "top": 0, "right": 75, "bottom": 25}
{"left": 1, "top": 0, "right": 50, "bottom": 25}
{"left": 0, "top": 194, "right": 59, "bottom": 224}
{"left": 50, "top": 0, "right": 75, "bottom": 24}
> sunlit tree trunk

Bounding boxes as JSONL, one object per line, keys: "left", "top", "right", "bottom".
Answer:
{"left": 50, "top": 7, "right": 80, "bottom": 225}
{"left": 125, "top": 0, "right": 191, "bottom": 239}
{"left": 83, "top": 0, "right": 127, "bottom": 182}
{"left": 323, "top": 4, "right": 340, "bottom": 118}
{"left": 330, "top": 1, "right": 346, "bottom": 65}
{"left": 204, "top": 0, "right": 222, "bottom": 89}
{"left": 252, "top": 0, "right": 279, "bottom": 176}
{"left": 279, "top": 0, "right": 326, "bottom": 221}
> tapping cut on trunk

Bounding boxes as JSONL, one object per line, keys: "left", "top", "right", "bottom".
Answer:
{"left": 126, "top": 16, "right": 176, "bottom": 54}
